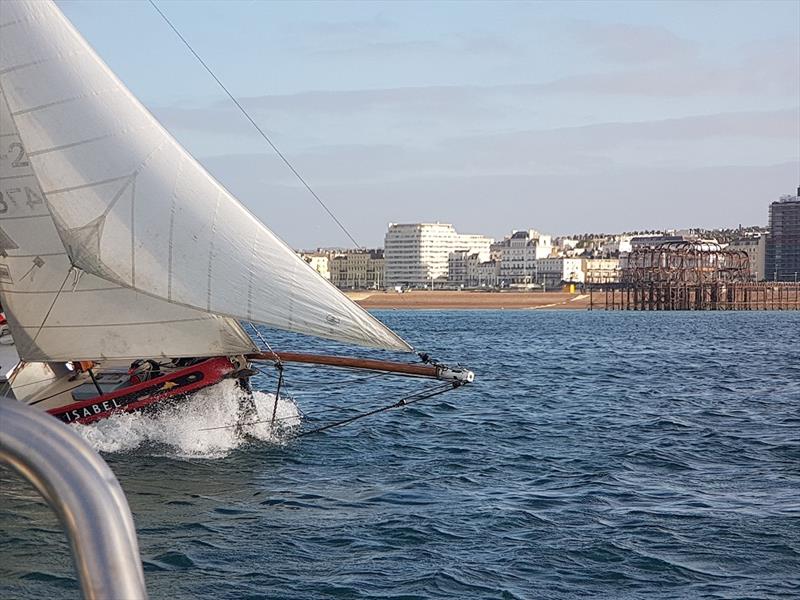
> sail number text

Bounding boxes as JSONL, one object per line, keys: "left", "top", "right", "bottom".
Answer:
{"left": 0, "top": 186, "right": 45, "bottom": 214}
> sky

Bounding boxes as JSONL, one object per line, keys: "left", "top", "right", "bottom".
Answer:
{"left": 57, "top": 0, "right": 800, "bottom": 248}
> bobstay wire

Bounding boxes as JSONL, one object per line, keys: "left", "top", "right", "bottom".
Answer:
{"left": 298, "top": 380, "right": 460, "bottom": 437}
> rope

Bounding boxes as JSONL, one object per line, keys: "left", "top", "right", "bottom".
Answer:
{"left": 245, "top": 321, "right": 278, "bottom": 359}
{"left": 147, "top": 0, "right": 362, "bottom": 249}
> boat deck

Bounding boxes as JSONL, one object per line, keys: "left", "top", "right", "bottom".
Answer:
{"left": 25, "top": 367, "right": 131, "bottom": 411}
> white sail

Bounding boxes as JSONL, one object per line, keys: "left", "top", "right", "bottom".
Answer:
{"left": 0, "top": 88, "right": 256, "bottom": 362}
{"left": 0, "top": 0, "right": 412, "bottom": 353}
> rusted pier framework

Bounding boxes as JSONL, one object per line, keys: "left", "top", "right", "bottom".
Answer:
{"left": 622, "top": 241, "right": 750, "bottom": 285}
{"left": 589, "top": 282, "right": 800, "bottom": 311}
{"left": 588, "top": 241, "right": 800, "bottom": 310}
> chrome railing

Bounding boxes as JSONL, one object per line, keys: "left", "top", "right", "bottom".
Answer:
{"left": 0, "top": 398, "right": 148, "bottom": 599}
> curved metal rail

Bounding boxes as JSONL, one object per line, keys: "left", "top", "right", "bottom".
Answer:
{"left": 0, "top": 398, "right": 148, "bottom": 599}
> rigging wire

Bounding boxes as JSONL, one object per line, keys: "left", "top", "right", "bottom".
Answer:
{"left": 27, "top": 268, "right": 73, "bottom": 354}
{"left": 199, "top": 380, "right": 461, "bottom": 433}
{"left": 245, "top": 321, "right": 279, "bottom": 359}
{"left": 147, "top": 0, "right": 362, "bottom": 249}
{"left": 298, "top": 382, "right": 460, "bottom": 437}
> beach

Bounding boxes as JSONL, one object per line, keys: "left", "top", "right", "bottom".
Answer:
{"left": 348, "top": 290, "right": 591, "bottom": 310}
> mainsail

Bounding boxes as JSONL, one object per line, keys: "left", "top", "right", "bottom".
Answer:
{"left": 0, "top": 0, "right": 411, "bottom": 353}
{"left": 0, "top": 89, "right": 257, "bottom": 362}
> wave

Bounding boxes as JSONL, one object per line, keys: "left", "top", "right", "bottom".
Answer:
{"left": 71, "top": 379, "right": 301, "bottom": 459}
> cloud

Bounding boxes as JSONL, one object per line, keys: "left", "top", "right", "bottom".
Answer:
{"left": 537, "top": 60, "right": 797, "bottom": 97}
{"left": 289, "top": 15, "right": 396, "bottom": 39}
{"left": 218, "top": 42, "right": 796, "bottom": 118}
{"left": 201, "top": 157, "right": 798, "bottom": 248}
{"left": 571, "top": 22, "right": 698, "bottom": 65}
{"left": 306, "top": 32, "right": 520, "bottom": 59}
{"left": 196, "top": 108, "right": 799, "bottom": 186}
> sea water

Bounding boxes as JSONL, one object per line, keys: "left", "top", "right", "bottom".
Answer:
{"left": 1, "top": 310, "right": 798, "bottom": 599}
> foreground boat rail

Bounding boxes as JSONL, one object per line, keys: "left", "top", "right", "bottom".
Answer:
{"left": 0, "top": 399, "right": 148, "bottom": 600}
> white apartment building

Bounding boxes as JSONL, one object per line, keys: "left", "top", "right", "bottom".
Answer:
{"left": 533, "top": 257, "right": 586, "bottom": 288}
{"left": 726, "top": 235, "right": 767, "bottom": 281}
{"left": 385, "top": 223, "right": 492, "bottom": 287}
{"left": 496, "top": 230, "right": 552, "bottom": 285}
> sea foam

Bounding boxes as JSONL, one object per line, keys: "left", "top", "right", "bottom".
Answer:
{"left": 72, "top": 379, "right": 301, "bottom": 459}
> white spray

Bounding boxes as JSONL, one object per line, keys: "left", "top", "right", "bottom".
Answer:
{"left": 72, "top": 379, "right": 301, "bottom": 459}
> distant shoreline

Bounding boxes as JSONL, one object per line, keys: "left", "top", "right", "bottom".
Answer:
{"left": 347, "top": 290, "right": 591, "bottom": 310}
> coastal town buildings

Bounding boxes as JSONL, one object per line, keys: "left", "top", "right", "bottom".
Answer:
{"left": 495, "top": 230, "right": 552, "bottom": 285}
{"left": 630, "top": 233, "right": 693, "bottom": 249}
{"left": 468, "top": 257, "right": 501, "bottom": 288}
{"left": 300, "top": 252, "right": 331, "bottom": 280}
{"left": 329, "top": 249, "right": 385, "bottom": 289}
{"left": 584, "top": 258, "right": 620, "bottom": 284}
{"left": 384, "top": 223, "right": 492, "bottom": 287}
{"left": 765, "top": 189, "right": 800, "bottom": 282}
{"left": 533, "top": 257, "right": 586, "bottom": 289}
{"left": 447, "top": 252, "right": 501, "bottom": 288}
{"left": 726, "top": 235, "right": 767, "bottom": 281}
{"left": 447, "top": 250, "right": 471, "bottom": 287}
{"left": 314, "top": 194, "right": 796, "bottom": 290}
{"left": 600, "top": 236, "right": 632, "bottom": 255}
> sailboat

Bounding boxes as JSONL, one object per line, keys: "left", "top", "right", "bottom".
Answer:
{"left": 0, "top": 1, "right": 472, "bottom": 427}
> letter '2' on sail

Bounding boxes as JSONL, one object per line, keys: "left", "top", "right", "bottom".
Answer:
{"left": 0, "top": 0, "right": 411, "bottom": 358}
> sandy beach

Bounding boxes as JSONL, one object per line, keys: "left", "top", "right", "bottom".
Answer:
{"left": 348, "top": 290, "right": 592, "bottom": 310}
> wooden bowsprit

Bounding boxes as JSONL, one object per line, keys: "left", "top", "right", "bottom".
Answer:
{"left": 229, "top": 351, "right": 476, "bottom": 436}
{"left": 247, "top": 351, "right": 475, "bottom": 384}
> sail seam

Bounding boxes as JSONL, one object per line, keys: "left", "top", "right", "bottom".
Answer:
{"left": 101, "top": 175, "right": 134, "bottom": 218}
{"left": 0, "top": 214, "right": 50, "bottom": 221}
{"left": 10, "top": 88, "right": 120, "bottom": 117}
{"left": 206, "top": 191, "right": 221, "bottom": 311}
{"left": 130, "top": 174, "right": 136, "bottom": 286}
{"left": 27, "top": 133, "right": 117, "bottom": 157}
{"left": 0, "top": 19, "right": 25, "bottom": 30}
{"left": 247, "top": 229, "right": 258, "bottom": 321}
{"left": 0, "top": 47, "right": 86, "bottom": 76}
{"left": 15, "top": 317, "right": 222, "bottom": 329}
{"left": 167, "top": 156, "right": 185, "bottom": 301}
{"left": 0, "top": 252, "right": 67, "bottom": 259}
{"left": 1, "top": 287, "right": 122, "bottom": 294}
{"left": 44, "top": 174, "right": 130, "bottom": 196}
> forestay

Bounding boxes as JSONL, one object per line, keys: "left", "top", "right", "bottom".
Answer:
{"left": 0, "top": 1, "right": 411, "bottom": 353}
{"left": 0, "top": 89, "right": 256, "bottom": 362}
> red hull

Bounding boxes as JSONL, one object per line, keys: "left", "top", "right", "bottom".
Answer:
{"left": 48, "top": 357, "right": 237, "bottom": 425}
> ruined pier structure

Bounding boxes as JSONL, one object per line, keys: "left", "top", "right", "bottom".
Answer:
{"left": 589, "top": 241, "right": 800, "bottom": 311}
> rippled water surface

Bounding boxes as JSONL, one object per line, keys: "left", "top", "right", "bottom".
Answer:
{"left": 1, "top": 310, "right": 799, "bottom": 599}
